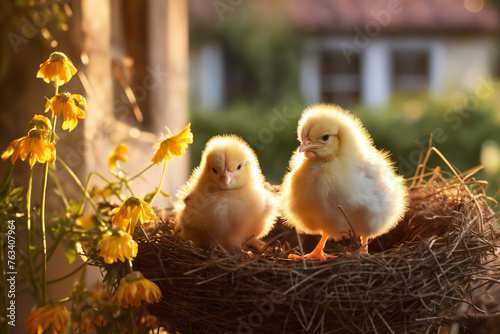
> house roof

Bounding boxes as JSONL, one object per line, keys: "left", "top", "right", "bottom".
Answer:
{"left": 190, "top": 0, "right": 500, "bottom": 34}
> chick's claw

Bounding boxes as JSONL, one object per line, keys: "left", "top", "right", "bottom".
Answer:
{"left": 288, "top": 250, "right": 337, "bottom": 261}
{"left": 247, "top": 238, "right": 265, "bottom": 251}
{"left": 288, "top": 252, "right": 337, "bottom": 261}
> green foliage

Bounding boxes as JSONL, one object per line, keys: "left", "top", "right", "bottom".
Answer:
{"left": 190, "top": 97, "right": 304, "bottom": 185}
{"left": 0, "top": 163, "right": 23, "bottom": 216}
{"left": 190, "top": 3, "right": 303, "bottom": 109}
{"left": 63, "top": 240, "right": 77, "bottom": 264}
{"left": 354, "top": 97, "right": 500, "bottom": 195}
{"left": 190, "top": 95, "right": 500, "bottom": 195}
{"left": 189, "top": 1, "right": 500, "bottom": 198}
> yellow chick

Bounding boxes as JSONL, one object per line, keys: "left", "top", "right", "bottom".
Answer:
{"left": 281, "top": 104, "right": 407, "bottom": 260}
{"left": 175, "top": 135, "right": 277, "bottom": 249}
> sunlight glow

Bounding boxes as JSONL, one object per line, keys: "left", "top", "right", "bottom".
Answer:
{"left": 481, "top": 140, "right": 500, "bottom": 176}
{"left": 403, "top": 100, "right": 423, "bottom": 120}
{"left": 464, "top": 0, "right": 484, "bottom": 13}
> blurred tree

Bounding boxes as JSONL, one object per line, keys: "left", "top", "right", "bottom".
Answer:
{"left": 487, "top": 0, "right": 500, "bottom": 9}
{"left": 190, "top": 2, "right": 303, "bottom": 110}
{"left": 0, "top": 0, "right": 79, "bottom": 191}
{"left": 111, "top": 0, "right": 149, "bottom": 127}
{"left": 191, "top": 95, "right": 500, "bottom": 196}
{"left": 0, "top": 0, "right": 70, "bottom": 82}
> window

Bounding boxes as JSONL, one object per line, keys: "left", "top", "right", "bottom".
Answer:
{"left": 391, "top": 50, "right": 429, "bottom": 92}
{"left": 320, "top": 51, "right": 361, "bottom": 108}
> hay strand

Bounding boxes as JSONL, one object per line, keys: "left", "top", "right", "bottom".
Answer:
{"left": 83, "top": 142, "right": 500, "bottom": 333}
{"left": 131, "top": 177, "right": 499, "bottom": 333}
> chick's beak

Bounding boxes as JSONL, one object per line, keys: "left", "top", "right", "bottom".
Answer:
{"left": 299, "top": 137, "right": 321, "bottom": 153}
{"left": 221, "top": 167, "right": 236, "bottom": 185}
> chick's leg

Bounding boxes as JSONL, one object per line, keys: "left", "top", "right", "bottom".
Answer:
{"left": 288, "top": 233, "right": 337, "bottom": 261}
{"left": 248, "top": 238, "right": 264, "bottom": 251}
{"left": 345, "top": 235, "right": 368, "bottom": 257}
{"left": 359, "top": 235, "right": 368, "bottom": 254}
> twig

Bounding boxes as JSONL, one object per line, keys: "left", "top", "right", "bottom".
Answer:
{"left": 139, "top": 225, "right": 168, "bottom": 278}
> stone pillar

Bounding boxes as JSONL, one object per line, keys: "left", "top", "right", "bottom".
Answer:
{"left": 148, "top": 0, "right": 190, "bottom": 199}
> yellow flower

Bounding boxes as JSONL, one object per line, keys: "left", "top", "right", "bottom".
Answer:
{"left": 111, "top": 197, "right": 157, "bottom": 235}
{"left": 112, "top": 271, "right": 162, "bottom": 308}
{"left": 25, "top": 305, "right": 70, "bottom": 334}
{"left": 36, "top": 51, "right": 77, "bottom": 86}
{"left": 151, "top": 123, "right": 193, "bottom": 165}
{"left": 140, "top": 314, "right": 158, "bottom": 328}
{"left": 91, "top": 186, "right": 113, "bottom": 199}
{"left": 108, "top": 143, "right": 128, "bottom": 170}
{"left": 90, "top": 285, "right": 110, "bottom": 304}
{"left": 45, "top": 92, "right": 87, "bottom": 132}
{"left": 76, "top": 216, "right": 96, "bottom": 230}
{"left": 98, "top": 229, "right": 138, "bottom": 264}
{"left": 28, "top": 115, "right": 52, "bottom": 139}
{"left": 80, "top": 312, "right": 107, "bottom": 332}
{"left": 45, "top": 92, "right": 88, "bottom": 132}
{"left": 1, "top": 129, "right": 56, "bottom": 168}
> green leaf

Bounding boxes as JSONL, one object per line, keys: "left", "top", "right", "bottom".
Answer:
{"left": 0, "top": 163, "right": 15, "bottom": 197}
{"left": 69, "top": 200, "right": 81, "bottom": 216}
{"left": 63, "top": 241, "right": 77, "bottom": 264}
{"left": 9, "top": 187, "right": 23, "bottom": 199}
{"left": 14, "top": 0, "right": 27, "bottom": 9}
{"left": 97, "top": 322, "right": 114, "bottom": 334}
{"left": 143, "top": 189, "right": 171, "bottom": 202}
{"left": 142, "top": 191, "right": 154, "bottom": 203}
{"left": 160, "top": 190, "right": 171, "bottom": 199}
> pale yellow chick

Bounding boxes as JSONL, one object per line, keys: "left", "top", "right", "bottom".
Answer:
{"left": 175, "top": 135, "right": 277, "bottom": 248}
{"left": 281, "top": 104, "right": 407, "bottom": 260}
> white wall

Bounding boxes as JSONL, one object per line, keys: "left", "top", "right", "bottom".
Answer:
{"left": 442, "top": 37, "right": 496, "bottom": 92}
{"left": 300, "top": 35, "right": 496, "bottom": 108}
{"left": 190, "top": 43, "right": 225, "bottom": 110}
{"left": 362, "top": 39, "right": 391, "bottom": 106}
{"left": 300, "top": 39, "right": 322, "bottom": 105}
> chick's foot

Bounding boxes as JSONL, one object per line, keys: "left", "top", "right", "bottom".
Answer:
{"left": 288, "top": 251, "right": 337, "bottom": 261}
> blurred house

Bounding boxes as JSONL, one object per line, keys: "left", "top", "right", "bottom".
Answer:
{"left": 189, "top": 0, "right": 499, "bottom": 109}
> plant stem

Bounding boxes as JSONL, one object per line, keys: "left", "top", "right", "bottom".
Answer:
{"left": 147, "top": 160, "right": 168, "bottom": 205}
{"left": 26, "top": 168, "right": 41, "bottom": 304}
{"left": 78, "top": 171, "right": 123, "bottom": 216}
{"left": 58, "top": 297, "right": 72, "bottom": 304}
{"left": 140, "top": 225, "right": 167, "bottom": 277}
{"left": 110, "top": 171, "right": 135, "bottom": 198}
{"left": 129, "top": 311, "right": 137, "bottom": 334}
{"left": 39, "top": 83, "right": 59, "bottom": 305}
{"left": 47, "top": 261, "right": 87, "bottom": 285}
{"left": 91, "top": 171, "right": 113, "bottom": 184}
{"left": 129, "top": 163, "right": 155, "bottom": 181}
{"left": 57, "top": 157, "right": 99, "bottom": 215}
{"left": 46, "top": 228, "right": 66, "bottom": 261}
{"left": 123, "top": 180, "right": 135, "bottom": 198}
{"left": 49, "top": 168, "right": 70, "bottom": 212}
{"left": 40, "top": 162, "right": 49, "bottom": 305}
{"left": 127, "top": 259, "right": 134, "bottom": 274}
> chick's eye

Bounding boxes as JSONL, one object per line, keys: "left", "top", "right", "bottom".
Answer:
{"left": 212, "top": 168, "right": 217, "bottom": 174}
{"left": 237, "top": 164, "right": 242, "bottom": 170}
{"left": 321, "top": 134, "right": 330, "bottom": 142}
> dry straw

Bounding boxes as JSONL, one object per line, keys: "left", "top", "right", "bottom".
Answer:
{"left": 126, "top": 143, "right": 500, "bottom": 333}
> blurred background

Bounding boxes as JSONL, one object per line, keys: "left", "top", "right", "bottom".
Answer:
{"left": 1, "top": 0, "right": 500, "bottom": 197}
{"left": 0, "top": 1, "right": 499, "bottom": 331}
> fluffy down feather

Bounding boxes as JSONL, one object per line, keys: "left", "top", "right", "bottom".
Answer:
{"left": 175, "top": 135, "right": 277, "bottom": 248}
{"left": 281, "top": 104, "right": 407, "bottom": 260}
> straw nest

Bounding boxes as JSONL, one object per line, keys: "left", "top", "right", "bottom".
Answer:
{"left": 131, "top": 167, "right": 499, "bottom": 334}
